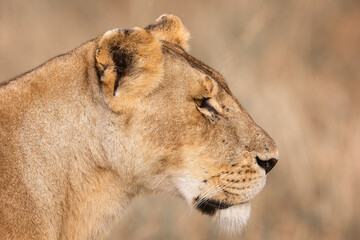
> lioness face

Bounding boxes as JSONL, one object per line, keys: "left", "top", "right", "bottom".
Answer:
{"left": 96, "top": 15, "right": 278, "bottom": 231}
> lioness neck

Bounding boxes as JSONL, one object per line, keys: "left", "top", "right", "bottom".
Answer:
{"left": 0, "top": 41, "right": 133, "bottom": 240}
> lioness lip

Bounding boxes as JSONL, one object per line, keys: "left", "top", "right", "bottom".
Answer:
{"left": 194, "top": 197, "right": 233, "bottom": 216}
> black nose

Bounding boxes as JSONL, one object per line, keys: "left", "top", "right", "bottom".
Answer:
{"left": 256, "top": 156, "right": 278, "bottom": 174}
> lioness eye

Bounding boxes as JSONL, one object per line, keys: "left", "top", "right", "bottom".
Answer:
{"left": 195, "top": 97, "right": 210, "bottom": 108}
{"left": 195, "top": 97, "right": 219, "bottom": 114}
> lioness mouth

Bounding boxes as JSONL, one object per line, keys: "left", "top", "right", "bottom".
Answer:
{"left": 194, "top": 197, "right": 232, "bottom": 216}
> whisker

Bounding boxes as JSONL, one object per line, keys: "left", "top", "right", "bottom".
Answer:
{"left": 191, "top": 185, "right": 217, "bottom": 209}
{"left": 193, "top": 184, "right": 220, "bottom": 209}
{"left": 191, "top": 172, "right": 234, "bottom": 212}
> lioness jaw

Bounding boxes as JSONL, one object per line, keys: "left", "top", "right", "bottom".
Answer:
{"left": 0, "top": 14, "right": 278, "bottom": 239}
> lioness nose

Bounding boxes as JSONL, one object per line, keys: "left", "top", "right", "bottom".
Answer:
{"left": 256, "top": 156, "right": 278, "bottom": 174}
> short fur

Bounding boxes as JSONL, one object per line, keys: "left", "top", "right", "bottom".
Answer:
{"left": 0, "top": 14, "right": 278, "bottom": 239}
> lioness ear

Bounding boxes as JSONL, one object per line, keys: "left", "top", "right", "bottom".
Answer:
{"left": 95, "top": 27, "right": 163, "bottom": 112}
{"left": 145, "top": 14, "right": 190, "bottom": 51}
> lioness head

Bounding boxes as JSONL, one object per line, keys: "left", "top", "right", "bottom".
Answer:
{"left": 95, "top": 14, "right": 278, "bottom": 232}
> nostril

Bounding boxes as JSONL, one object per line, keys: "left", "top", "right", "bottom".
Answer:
{"left": 256, "top": 156, "right": 278, "bottom": 174}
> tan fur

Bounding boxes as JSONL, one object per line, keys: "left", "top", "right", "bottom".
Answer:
{"left": 0, "top": 14, "right": 278, "bottom": 239}
{"left": 145, "top": 14, "right": 190, "bottom": 51}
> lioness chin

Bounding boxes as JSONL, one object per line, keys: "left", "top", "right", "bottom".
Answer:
{"left": 0, "top": 14, "right": 278, "bottom": 239}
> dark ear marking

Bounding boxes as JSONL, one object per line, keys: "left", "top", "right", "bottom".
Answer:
{"left": 95, "top": 27, "right": 163, "bottom": 112}
{"left": 95, "top": 46, "right": 104, "bottom": 83}
{"left": 110, "top": 46, "right": 133, "bottom": 96}
{"left": 95, "top": 44, "right": 134, "bottom": 96}
{"left": 95, "top": 61, "right": 103, "bottom": 83}
{"left": 123, "top": 28, "right": 133, "bottom": 35}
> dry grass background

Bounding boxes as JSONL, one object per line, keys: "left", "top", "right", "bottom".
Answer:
{"left": 1, "top": 0, "right": 359, "bottom": 239}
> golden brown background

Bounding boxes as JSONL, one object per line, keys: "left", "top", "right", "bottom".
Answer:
{"left": 1, "top": 0, "right": 359, "bottom": 239}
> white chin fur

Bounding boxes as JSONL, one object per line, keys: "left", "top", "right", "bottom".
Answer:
{"left": 215, "top": 202, "right": 251, "bottom": 234}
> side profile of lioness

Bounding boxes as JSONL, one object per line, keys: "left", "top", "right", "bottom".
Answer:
{"left": 0, "top": 14, "right": 278, "bottom": 239}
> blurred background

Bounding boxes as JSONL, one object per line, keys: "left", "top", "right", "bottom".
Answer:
{"left": 1, "top": 0, "right": 359, "bottom": 239}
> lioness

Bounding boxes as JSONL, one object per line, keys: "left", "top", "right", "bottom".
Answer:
{"left": 0, "top": 14, "right": 278, "bottom": 239}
